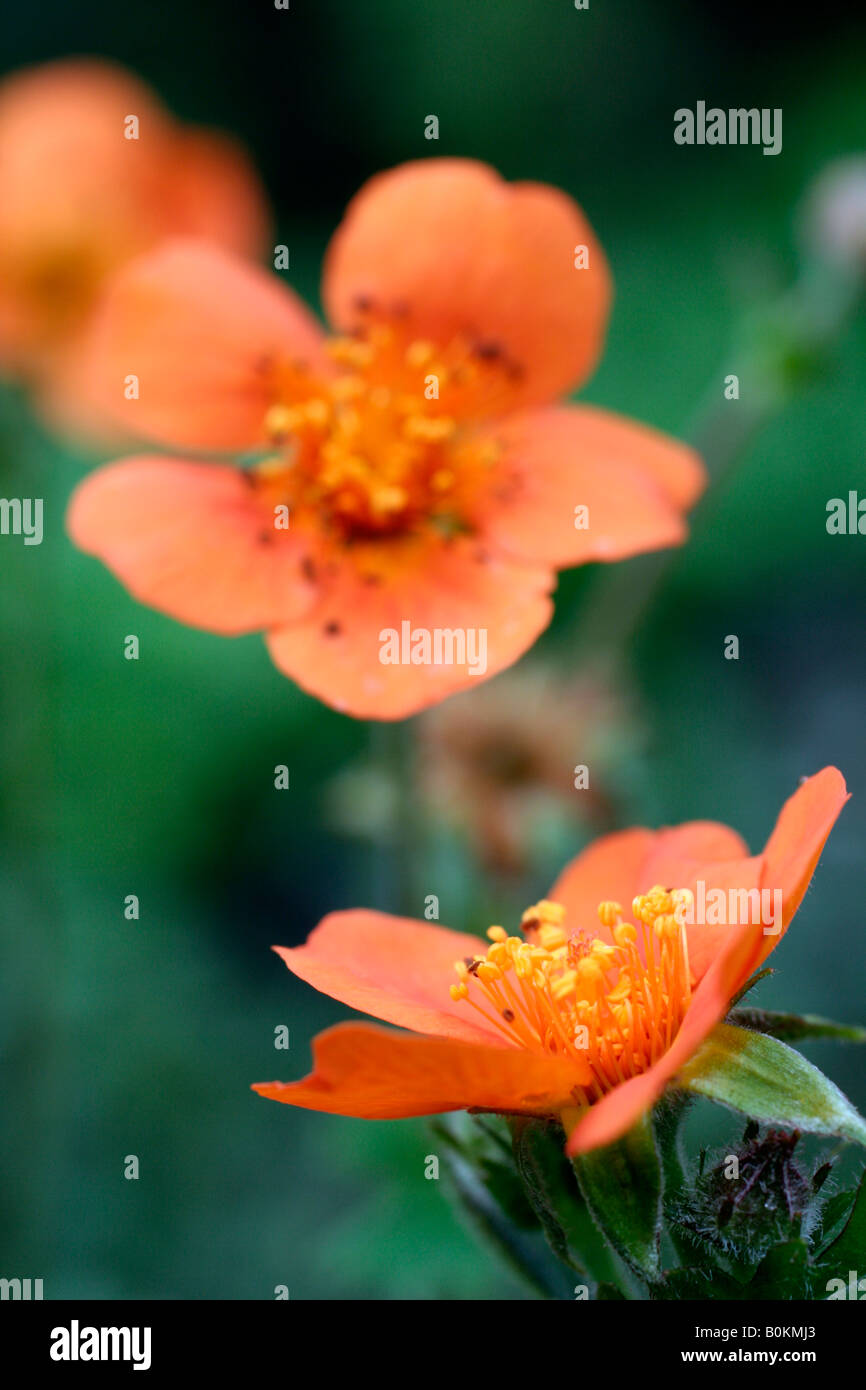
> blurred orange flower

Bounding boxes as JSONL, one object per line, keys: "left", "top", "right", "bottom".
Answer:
{"left": 0, "top": 58, "right": 269, "bottom": 429}
{"left": 68, "top": 159, "right": 704, "bottom": 717}
{"left": 417, "top": 666, "right": 633, "bottom": 874}
{"left": 253, "top": 768, "right": 847, "bottom": 1153}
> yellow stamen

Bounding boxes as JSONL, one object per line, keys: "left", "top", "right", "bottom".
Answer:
{"left": 405, "top": 339, "right": 435, "bottom": 368}
{"left": 452, "top": 887, "right": 694, "bottom": 1101}
{"left": 252, "top": 324, "right": 510, "bottom": 539}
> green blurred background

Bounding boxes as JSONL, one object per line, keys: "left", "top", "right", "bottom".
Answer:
{"left": 1, "top": 0, "right": 865, "bottom": 1298}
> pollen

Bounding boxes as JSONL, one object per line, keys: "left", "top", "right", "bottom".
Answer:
{"left": 249, "top": 321, "right": 514, "bottom": 539}
{"left": 450, "top": 887, "right": 694, "bottom": 1103}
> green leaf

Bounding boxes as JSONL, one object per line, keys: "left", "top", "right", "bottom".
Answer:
{"left": 817, "top": 1169, "right": 866, "bottom": 1270}
{"left": 747, "top": 1240, "right": 813, "bottom": 1300}
{"left": 678, "top": 1024, "right": 866, "bottom": 1146}
{"left": 571, "top": 1110, "right": 663, "bottom": 1282}
{"left": 650, "top": 1266, "right": 743, "bottom": 1301}
{"left": 812, "top": 1175, "right": 866, "bottom": 1299}
{"left": 430, "top": 1115, "right": 537, "bottom": 1229}
{"left": 813, "top": 1189, "right": 857, "bottom": 1257}
{"left": 509, "top": 1118, "right": 617, "bottom": 1287}
{"left": 511, "top": 1119, "right": 586, "bottom": 1273}
{"left": 729, "top": 967, "right": 774, "bottom": 1008}
{"left": 654, "top": 1092, "right": 692, "bottom": 1200}
{"left": 655, "top": 1094, "right": 702, "bottom": 1267}
{"left": 728, "top": 1007, "right": 866, "bottom": 1044}
{"left": 435, "top": 1136, "right": 572, "bottom": 1299}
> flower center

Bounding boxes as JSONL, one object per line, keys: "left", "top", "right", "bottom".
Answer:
{"left": 450, "top": 889, "right": 694, "bottom": 1103}
{"left": 12, "top": 241, "right": 109, "bottom": 362}
{"left": 250, "top": 324, "right": 510, "bottom": 540}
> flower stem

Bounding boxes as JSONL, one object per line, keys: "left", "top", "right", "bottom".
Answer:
{"left": 570, "top": 257, "right": 863, "bottom": 668}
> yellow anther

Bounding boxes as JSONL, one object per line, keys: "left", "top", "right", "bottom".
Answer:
{"left": 597, "top": 901, "right": 622, "bottom": 928}
{"left": 330, "top": 375, "right": 366, "bottom": 401}
{"left": 264, "top": 404, "right": 304, "bottom": 438}
{"left": 613, "top": 921, "right": 637, "bottom": 947}
{"left": 402, "top": 414, "right": 456, "bottom": 443}
{"left": 590, "top": 940, "right": 616, "bottom": 962}
{"left": 652, "top": 888, "right": 674, "bottom": 913}
{"left": 303, "top": 398, "right": 330, "bottom": 426}
{"left": 577, "top": 956, "right": 604, "bottom": 985}
{"left": 320, "top": 451, "right": 368, "bottom": 485}
{"left": 327, "top": 337, "right": 375, "bottom": 368}
{"left": 367, "top": 324, "right": 393, "bottom": 349}
{"left": 336, "top": 407, "right": 362, "bottom": 437}
{"left": 522, "top": 900, "right": 566, "bottom": 930}
{"left": 653, "top": 913, "right": 679, "bottom": 939}
{"left": 370, "top": 484, "right": 408, "bottom": 516}
{"left": 430, "top": 468, "right": 455, "bottom": 493}
{"left": 552, "top": 970, "right": 578, "bottom": 1001}
{"left": 449, "top": 983, "right": 468, "bottom": 1001}
{"left": 536, "top": 923, "right": 567, "bottom": 951}
{"left": 405, "top": 339, "right": 435, "bottom": 368}
{"left": 487, "top": 925, "right": 507, "bottom": 942}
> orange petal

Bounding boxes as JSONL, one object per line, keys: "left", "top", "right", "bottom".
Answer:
{"left": 473, "top": 406, "right": 705, "bottom": 568}
{"left": 0, "top": 61, "right": 271, "bottom": 388}
{"left": 639, "top": 822, "right": 753, "bottom": 882}
{"left": 0, "top": 61, "right": 169, "bottom": 243}
{"left": 548, "top": 821, "right": 755, "bottom": 972}
{"left": 754, "top": 766, "right": 850, "bottom": 969}
{"left": 161, "top": 126, "right": 271, "bottom": 260}
{"left": 254, "top": 1021, "right": 585, "bottom": 1119}
{"left": 639, "top": 824, "right": 761, "bottom": 981}
{"left": 0, "top": 60, "right": 169, "bottom": 370}
{"left": 30, "top": 328, "right": 132, "bottom": 450}
{"left": 67, "top": 456, "right": 318, "bottom": 634}
{"left": 83, "top": 239, "right": 329, "bottom": 452}
{"left": 273, "top": 909, "right": 508, "bottom": 1046}
{"left": 322, "top": 159, "right": 611, "bottom": 415}
{"left": 549, "top": 828, "right": 657, "bottom": 944}
{"left": 265, "top": 533, "right": 554, "bottom": 719}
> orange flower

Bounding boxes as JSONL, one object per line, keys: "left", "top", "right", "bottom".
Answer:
{"left": 68, "top": 159, "right": 704, "bottom": 718}
{"left": 253, "top": 767, "right": 848, "bottom": 1153}
{"left": 0, "top": 59, "right": 269, "bottom": 427}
